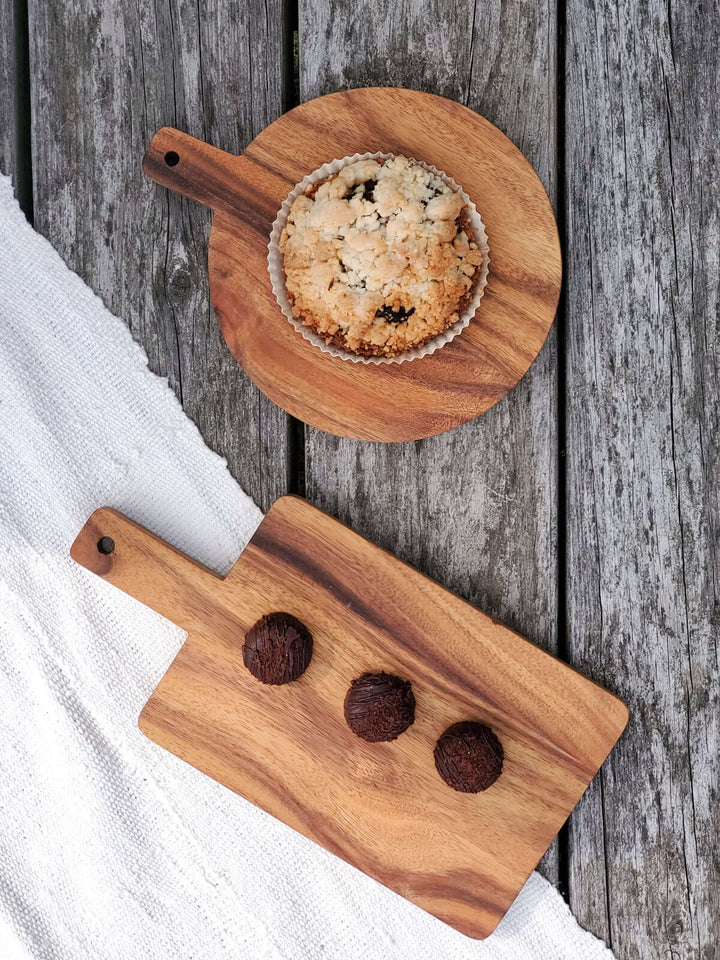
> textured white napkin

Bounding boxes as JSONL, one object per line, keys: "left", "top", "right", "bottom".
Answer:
{"left": 0, "top": 174, "right": 613, "bottom": 959}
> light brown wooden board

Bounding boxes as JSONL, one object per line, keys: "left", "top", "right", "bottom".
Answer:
{"left": 142, "top": 87, "right": 562, "bottom": 442}
{"left": 70, "top": 496, "right": 627, "bottom": 939}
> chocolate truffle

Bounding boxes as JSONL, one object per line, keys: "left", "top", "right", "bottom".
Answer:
{"left": 243, "top": 612, "right": 313, "bottom": 685}
{"left": 434, "top": 721, "right": 504, "bottom": 793}
{"left": 344, "top": 672, "right": 415, "bottom": 742}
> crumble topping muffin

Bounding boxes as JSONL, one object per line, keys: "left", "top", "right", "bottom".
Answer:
{"left": 278, "top": 156, "right": 485, "bottom": 357}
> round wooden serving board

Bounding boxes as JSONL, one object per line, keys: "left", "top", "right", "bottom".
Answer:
{"left": 143, "top": 88, "right": 561, "bottom": 441}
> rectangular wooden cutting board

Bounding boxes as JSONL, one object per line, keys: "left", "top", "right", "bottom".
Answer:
{"left": 70, "top": 495, "right": 628, "bottom": 939}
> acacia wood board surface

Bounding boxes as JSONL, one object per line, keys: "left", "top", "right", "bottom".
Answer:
{"left": 70, "top": 496, "right": 627, "bottom": 939}
{"left": 141, "top": 87, "right": 562, "bottom": 441}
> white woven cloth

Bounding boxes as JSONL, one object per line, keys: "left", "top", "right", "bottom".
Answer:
{"left": 0, "top": 175, "right": 613, "bottom": 960}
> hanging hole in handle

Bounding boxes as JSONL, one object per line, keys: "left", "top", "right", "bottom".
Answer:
{"left": 164, "top": 151, "right": 180, "bottom": 167}
{"left": 97, "top": 536, "right": 115, "bottom": 555}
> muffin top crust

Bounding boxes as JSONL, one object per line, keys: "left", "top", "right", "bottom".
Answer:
{"left": 278, "top": 156, "right": 485, "bottom": 357}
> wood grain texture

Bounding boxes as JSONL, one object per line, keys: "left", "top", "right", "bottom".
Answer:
{"left": 300, "top": 0, "right": 561, "bottom": 880}
{"left": 27, "top": 0, "right": 290, "bottom": 510}
{"left": 70, "top": 497, "right": 627, "bottom": 940}
{"left": 565, "top": 1, "right": 720, "bottom": 956}
{"left": 0, "top": 0, "right": 15, "bottom": 180}
{"left": 141, "top": 89, "right": 561, "bottom": 441}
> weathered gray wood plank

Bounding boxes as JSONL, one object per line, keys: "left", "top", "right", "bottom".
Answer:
{"left": 300, "top": 0, "right": 560, "bottom": 884}
{"left": 27, "top": 0, "right": 291, "bottom": 511}
{"left": 565, "top": 1, "right": 720, "bottom": 956}
{"left": 0, "top": 0, "right": 16, "bottom": 180}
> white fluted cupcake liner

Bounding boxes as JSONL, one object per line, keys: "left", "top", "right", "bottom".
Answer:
{"left": 268, "top": 152, "right": 490, "bottom": 365}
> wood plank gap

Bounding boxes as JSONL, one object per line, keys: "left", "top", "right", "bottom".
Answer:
{"left": 555, "top": 0, "right": 570, "bottom": 904}
{"left": 281, "top": 0, "right": 300, "bottom": 113}
{"left": 287, "top": 417, "right": 306, "bottom": 497}
{"left": 281, "top": 0, "right": 305, "bottom": 497}
{"left": 12, "top": 0, "right": 33, "bottom": 221}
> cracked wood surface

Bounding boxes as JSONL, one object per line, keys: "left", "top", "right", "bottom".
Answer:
{"left": 3, "top": 0, "right": 718, "bottom": 956}
{"left": 0, "top": 0, "right": 16, "bottom": 182}
{"left": 565, "top": 1, "right": 719, "bottom": 957}
{"left": 25, "top": 0, "right": 292, "bottom": 511}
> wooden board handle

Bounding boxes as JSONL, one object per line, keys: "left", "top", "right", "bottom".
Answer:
{"left": 70, "top": 507, "right": 224, "bottom": 631}
{"left": 142, "top": 127, "right": 247, "bottom": 215}
{"left": 142, "top": 126, "right": 292, "bottom": 232}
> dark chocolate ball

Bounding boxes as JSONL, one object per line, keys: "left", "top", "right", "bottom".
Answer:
{"left": 243, "top": 612, "right": 313, "bottom": 685}
{"left": 434, "top": 721, "right": 504, "bottom": 792}
{"left": 344, "top": 672, "right": 415, "bottom": 742}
